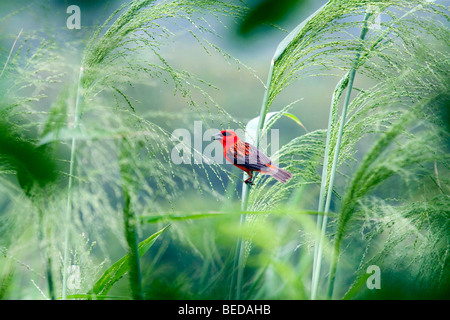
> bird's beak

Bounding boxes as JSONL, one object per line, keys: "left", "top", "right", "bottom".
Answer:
{"left": 213, "top": 132, "right": 223, "bottom": 141}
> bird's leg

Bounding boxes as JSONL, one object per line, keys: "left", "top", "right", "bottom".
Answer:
{"left": 244, "top": 172, "right": 254, "bottom": 185}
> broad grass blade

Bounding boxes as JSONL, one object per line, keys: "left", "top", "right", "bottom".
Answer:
{"left": 91, "top": 225, "right": 169, "bottom": 298}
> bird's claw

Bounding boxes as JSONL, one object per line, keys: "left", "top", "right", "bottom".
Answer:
{"left": 244, "top": 180, "right": 254, "bottom": 186}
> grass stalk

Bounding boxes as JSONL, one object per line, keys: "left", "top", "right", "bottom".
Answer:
{"left": 311, "top": 72, "right": 349, "bottom": 299}
{"left": 121, "top": 184, "right": 143, "bottom": 300}
{"left": 324, "top": 12, "right": 371, "bottom": 300}
{"left": 119, "top": 140, "right": 143, "bottom": 300}
{"left": 232, "top": 212, "right": 246, "bottom": 300}
{"left": 314, "top": 4, "right": 425, "bottom": 300}
{"left": 62, "top": 66, "right": 84, "bottom": 300}
{"left": 234, "top": 2, "right": 329, "bottom": 296}
{"left": 233, "top": 56, "right": 275, "bottom": 299}
{"left": 230, "top": 164, "right": 251, "bottom": 299}
{"left": 37, "top": 204, "right": 55, "bottom": 300}
{"left": 0, "top": 28, "right": 22, "bottom": 79}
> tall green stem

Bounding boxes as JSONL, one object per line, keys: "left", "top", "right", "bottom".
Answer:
{"left": 120, "top": 140, "right": 143, "bottom": 300}
{"left": 37, "top": 204, "right": 55, "bottom": 300}
{"left": 121, "top": 183, "right": 143, "bottom": 300}
{"left": 234, "top": 2, "right": 330, "bottom": 297}
{"left": 233, "top": 59, "right": 275, "bottom": 299}
{"left": 313, "top": 4, "right": 423, "bottom": 300}
{"left": 256, "top": 61, "right": 275, "bottom": 150}
{"left": 240, "top": 60, "right": 275, "bottom": 210}
{"left": 310, "top": 72, "right": 349, "bottom": 300}
{"left": 62, "top": 66, "right": 84, "bottom": 300}
{"left": 233, "top": 212, "right": 246, "bottom": 300}
{"left": 324, "top": 12, "right": 371, "bottom": 299}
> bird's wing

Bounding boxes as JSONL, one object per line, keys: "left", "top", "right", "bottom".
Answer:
{"left": 226, "top": 140, "right": 272, "bottom": 172}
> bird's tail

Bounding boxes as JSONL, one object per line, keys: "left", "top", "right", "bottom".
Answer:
{"left": 268, "top": 166, "right": 292, "bottom": 184}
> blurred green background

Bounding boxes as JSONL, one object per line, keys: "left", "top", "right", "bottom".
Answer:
{"left": 1, "top": 0, "right": 448, "bottom": 300}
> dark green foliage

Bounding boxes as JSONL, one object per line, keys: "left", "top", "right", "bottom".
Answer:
{"left": 0, "top": 119, "right": 57, "bottom": 195}
{"left": 238, "top": 0, "right": 309, "bottom": 35}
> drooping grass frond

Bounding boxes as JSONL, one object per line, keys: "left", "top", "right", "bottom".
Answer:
{"left": 81, "top": 0, "right": 245, "bottom": 110}
{"left": 1, "top": 0, "right": 248, "bottom": 299}
{"left": 249, "top": 0, "right": 449, "bottom": 213}
{"left": 267, "top": 0, "right": 448, "bottom": 107}
{"left": 242, "top": 0, "right": 449, "bottom": 299}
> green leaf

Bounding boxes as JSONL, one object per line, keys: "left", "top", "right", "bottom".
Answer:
{"left": 140, "top": 210, "right": 321, "bottom": 224}
{"left": 283, "top": 112, "right": 308, "bottom": 132}
{"left": 91, "top": 225, "right": 169, "bottom": 298}
{"left": 272, "top": 1, "right": 330, "bottom": 62}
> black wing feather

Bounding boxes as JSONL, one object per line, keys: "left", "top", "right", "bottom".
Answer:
{"left": 227, "top": 140, "right": 272, "bottom": 172}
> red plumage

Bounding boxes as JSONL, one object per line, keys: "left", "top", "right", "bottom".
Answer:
{"left": 213, "top": 130, "right": 292, "bottom": 185}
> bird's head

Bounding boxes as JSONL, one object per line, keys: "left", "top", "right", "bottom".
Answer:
{"left": 213, "top": 130, "right": 239, "bottom": 145}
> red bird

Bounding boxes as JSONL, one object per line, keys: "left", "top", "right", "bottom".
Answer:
{"left": 213, "top": 130, "right": 292, "bottom": 185}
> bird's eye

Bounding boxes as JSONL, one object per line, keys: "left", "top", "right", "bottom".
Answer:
{"left": 222, "top": 132, "right": 231, "bottom": 136}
